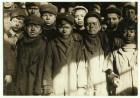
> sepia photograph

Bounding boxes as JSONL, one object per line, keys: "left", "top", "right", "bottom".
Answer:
{"left": 3, "top": 1, "right": 138, "bottom": 96}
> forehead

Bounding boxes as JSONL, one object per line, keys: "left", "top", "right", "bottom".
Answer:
{"left": 74, "top": 9, "right": 87, "bottom": 15}
{"left": 11, "top": 16, "right": 25, "bottom": 21}
{"left": 42, "top": 12, "right": 56, "bottom": 16}
{"left": 107, "top": 13, "right": 119, "bottom": 18}
{"left": 86, "top": 17, "right": 99, "bottom": 23}
{"left": 29, "top": 5, "right": 39, "bottom": 9}
{"left": 27, "top": 23, "right": 41, "bottom": 26}
{"left": 59, "top": 20, "right": 72, "bottom": 26}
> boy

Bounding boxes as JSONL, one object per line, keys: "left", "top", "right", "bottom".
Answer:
{"left": 72, "top": 6, "right": 88, "bottom": 34}
{"left": 16, "top": 15, "right": 46, "bottom": 95}
{"left": 43, "top": 13, "right": 84, "bottom": 96}
{"left": 40, "top": 3, "right": 59, "bottom": 41}
{"left": 104, "top": 20, "right": 137, "bottom": 95}
{"left": 4, "top": 8, "right": 26, "bottom": 95}
{"left": 81, "top": 12, "right": 108, "bottom": 96}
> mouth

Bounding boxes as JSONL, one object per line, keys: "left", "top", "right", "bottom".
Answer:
{"left": 78, "top": 21, "right": 83, "bottom": 24}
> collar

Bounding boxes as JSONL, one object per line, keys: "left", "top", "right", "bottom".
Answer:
{"left": 118, "top": 44, "right": 137, "bottom": 55}
{"left": 8, "top": 29, "right": 23, "bottom": 38}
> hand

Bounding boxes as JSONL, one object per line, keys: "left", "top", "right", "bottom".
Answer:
{"left": 112, "top": 77, "right": 119, "bottom": 88}
{"left": 108, "top": 72, "right": 119, "bottom": 88}
{"left": 77, "top": 87, "right": 86, "bottom": 95}
{"left": 5, "top": 75, "right": 12, "bottom": 85}
{"left": 43, "top": 85, "right": 54, "bottom": 95}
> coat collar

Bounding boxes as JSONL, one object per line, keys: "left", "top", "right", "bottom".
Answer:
{"left": 55, "top": 35, "right": 74, "bottom": 54}
{"left": 8, "top": 29, "right": 24, "bottom": 39}
{"left": 117, "top": 44, "right": 137, "bottom": 55}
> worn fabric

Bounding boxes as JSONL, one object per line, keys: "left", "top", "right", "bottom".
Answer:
{"left": 104, "top": 45, "right": 138, "bottom": 95}
{"left": 78, "top": 32, "right": 108, "bottom": 96}
{"left": 16, "top": 35, "right": 46, "bottom": 95}
{"left": 4, "top": 29, "right": 24, "bottom": 95}
{"left": 43, "top": 33, "right": 84, "bottom": 96}
{"left": 42, "top": 24, "right": 59, "bottom": 41}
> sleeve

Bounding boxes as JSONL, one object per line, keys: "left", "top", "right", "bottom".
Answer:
{"left": 4, "top": 39, "right": 17, "bottom": 76}
{"left": 103, "top": 52, "right": 114, "bottom": 72}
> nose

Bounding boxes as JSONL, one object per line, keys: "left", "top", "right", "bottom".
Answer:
{"left": 31, "top": 9, "right": 35, "bottom": 14}
{"left": 46, "top": 15, "right": 50, "bottom": 20}
{"left": 16, "top": 23, "right": 19, "bottom": 27}
{"left": 31, "top": 26, "right": 35, "bottom": 31}
{"left": 89, "top": 23, "right": 94, "bottom": 28}
{"left": 78, "top": 16, "right": 82, "bottom": 20}
{"left": 110, "top": 19, "right": 114, "bottom": 24}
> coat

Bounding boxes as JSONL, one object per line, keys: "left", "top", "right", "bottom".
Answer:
{"left": 43, "top": 33, "right": 84, "bottom": 95}
{"left": 4, "top": 30, "right": 24, "bottom": 95}
{"left": 78, "top": 32, "right": 108, "bottom": 96}
{"left": 104, "top": 46, "right": 138, "bottom": 95}
{"left": 16, "top": 35, "right": 46, "bottom": 95}
{"left": 42, "top": 24, "right": 60, "bottom": 41}
{"left": 4, "top": 30, "right": 23, "bottom": 76}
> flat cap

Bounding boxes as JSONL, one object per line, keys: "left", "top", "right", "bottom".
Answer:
{"left": 84, "top": 11, "right": 102, "bottom": 23}
{"left": 124, "top": 2, "right": 136, "bottom": 10}
{"left": 25, "top": 15, "right": 44, "bottom": 25}
{"left": 10, "top": 8, "right": 27, "bottom": 19}
{"left": 40, "top": 3, "right": 58, "bottom": 15}
{"left": 73, "top": 6, "right": 88, "bottom": 14}
{"left": 56, "top": 13, "right": 75, "bottom": 25}
{"left": 25, "top": 2, "right": 40, "bottom": 8}
{"left": 105, "top": 6, "right": 122, "bottom": 16}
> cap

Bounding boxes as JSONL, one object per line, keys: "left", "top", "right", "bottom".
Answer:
{"left": 105, "top": 6, "right": 122, "bottom": 16}
{"left": 56, "top": 13, "right": 75, "bottom": 25}
{"left": 40, "top": 3, "right": 58, "bottom": 15}
{"left": 84, "top": 11, "right": 102, "bottom": 23}
{"left": 25, "top": 2, "right": 40, "bottom": 9}
{"left": 72, "top": 5, "right": 88, "bottom": 15}
{"left": 25, "top": 15, "right": 44, "bottom": 25}
{"left": 10, "top": 8, "right": 27, "bottom": 19}
{"left": 124, "top": 2, "right": 136, "bottom": 10}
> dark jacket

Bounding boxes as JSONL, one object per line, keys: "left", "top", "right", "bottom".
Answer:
{"left": 43, "top": 33, "right": 83, "bottom": 95}
{"left": 4, "top": 39, "right": 17, "bottom": 76}
{"left": 16, "top": 35, "right": 46, "bottom": 95}
{"left": 42, "top": 24, "right": 60, "bottom": 41}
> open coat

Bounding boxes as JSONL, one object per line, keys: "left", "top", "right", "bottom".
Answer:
{"left": 16, "top": 35, "right": 46, "bottom": 95}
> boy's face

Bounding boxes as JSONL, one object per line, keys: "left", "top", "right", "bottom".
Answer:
{"left": 27, "top": 6, "right": 40, "bottom": 17}
{"left": 10, "top": 17, "right": 25, "bottom": 32}
{"left": 106, "top": 13, "right": 120, "bottom": 30}
{"left": 74, "top": 9, "right": 87, "bottom": 27}
{"left": 126, "top": 9, "right": 136, "bottom": 21}
{"left": 27, "top": 24, "right": 42, "bottom": 38}
{"left": 57, "top": 20, "right": 73, "bottom": 37}
{"left": 86, "top": 17, "right": 101, "bottom": 34}
{"left": 123, "top": 28, "right": 136, "bottom": 43}
{"left": 41, "top": 12, "right": 56, "bottom": 26}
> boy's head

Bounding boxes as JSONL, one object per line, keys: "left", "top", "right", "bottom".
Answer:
{"left": 72, "top": 6, "right": 88, "bottom": 28}
{"left": 10, "top": 8, "right": 27, "bottom": 32}
{"left": 123, "top": 3, "right": 137, "bottom": 22}
{"left": 25, "top": 15, "right": 44, "bottom": 38}
{"left": 84, "top": 12, "right": 101, "bottom": 35}
{"left": 120, "top": 20, "right": 137, "bottom": 43}
{"left": 25, "top": 2, "right": 40, "bottom": 17}
{"left": 56, "top": 13, "right": 74, "bottom": 38}
{"left": 40, "top": 3, "right": 58, "bottom": 26}
{"left": 105, "top": 6, "right": 121, "bottom": 31}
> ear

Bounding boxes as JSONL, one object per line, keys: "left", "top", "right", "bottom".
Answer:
{"left": 9, "top": 19, "right": 13, "bottom": 25}
{"left": 40, "top": 27, "right": 43, "bottom": 34}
